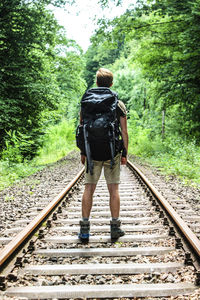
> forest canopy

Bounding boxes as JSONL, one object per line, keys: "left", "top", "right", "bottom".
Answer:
{"left": 84, "top": 0, "right": 200, "bottom": 140}
{"left": 0, "top": 0, "right": 86, "bottom": 160}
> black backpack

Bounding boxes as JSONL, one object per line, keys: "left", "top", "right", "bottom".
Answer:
{"left": 76, "top": 87, "right": 121, "bottom": 175}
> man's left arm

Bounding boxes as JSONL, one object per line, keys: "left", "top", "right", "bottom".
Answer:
{"left": 120, "top": 115, "right": 128, "bottom": 165}
{"left": 79, "top": 111, "right": 86, "bottom": 164}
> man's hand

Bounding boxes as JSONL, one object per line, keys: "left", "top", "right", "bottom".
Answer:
{"left": 121, "top": 156, "right": 127, "bottom": 165}
{"left": 81, "top": 155, "right": 86, "bottom": 165}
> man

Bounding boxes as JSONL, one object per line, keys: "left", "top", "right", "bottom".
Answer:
{"left": 79, "top": 68, "right": 128, "bottom": 241}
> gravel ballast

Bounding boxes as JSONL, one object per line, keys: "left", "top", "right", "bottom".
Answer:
{"left": 0, "top": 151, "right": 82, "bottom": 243}
{"left": 1, "top": 152, "right": 200, "bottom": 299}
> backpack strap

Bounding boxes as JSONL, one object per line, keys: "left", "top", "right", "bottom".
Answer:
{"left": 109, "top": 123, "right": 116, "bottom": 169}
{"left": 83, "top": 124, "right": 94, "bottom": 175}
{"left": 109, "top": 141, "right": 115, "bottom": 169}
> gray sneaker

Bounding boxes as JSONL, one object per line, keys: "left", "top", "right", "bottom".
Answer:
{"left": 78, "top": 220, "right": 90, "bottom": 242}
{"left": 110, "top": 219, "right": 125, "bottom": 239}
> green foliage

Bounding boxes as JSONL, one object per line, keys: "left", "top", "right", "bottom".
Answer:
{"left": 1, "top": 130, "right": 40, "bottom": 163}
{"left": 0, "top": 0, "right": 86, "bottom": 160}
{"left": 89, "top": 0, "right": 200, "bottom": 139}
{"left": 145, "top": 138, "right": 200, "bottom": 186}
{"left": 84, "top": 37, "right": 124, "bottom": 88}
{"left": 97, "top": 0, "right": 122, "bottom": 8}
{"left": 128, "top": 110, "right": 154, "bottom": 157}
{"left": 128, "top": 114, "right": 200, "bottom": 185}
{"left": 36, "top": 119, "right": 76, "bottom": 165}
{"left": 112, "top": 68, "right": 135, "bottom": 107}
{"left": 0, "top": 0, "right": 86, "bottom": 189}
{"left": 133, "top": 3, "right": 200, "bottom": 137}
{"left": 55, "top": 45, "right": 87, "bottom": 120}
{"left": 1, "top": 0, "right": 199, "bottom": 189}
{"left": 0, "top": 119, "right": 77, "bottom": 190}
{"left": 0, "top": 159, "right": 42, "bottom": 191}
{"left": 0, "top": 1, "right": 60, "bottom": 154}
{"left": 83, "top": 46, "right": 102, "bottom": 89}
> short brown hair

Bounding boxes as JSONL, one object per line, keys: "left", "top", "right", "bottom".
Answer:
{"left": 96, "top": 68, "right": 113, "bottom": 87}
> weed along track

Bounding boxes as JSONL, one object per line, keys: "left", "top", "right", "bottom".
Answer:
{"left": 0, "top": 161, "right": 200, "bottom": 299}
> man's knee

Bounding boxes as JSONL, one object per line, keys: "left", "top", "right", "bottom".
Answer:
{"left": 107, "top": 183, "right": 119, "bottom": 198}
{"left": 84, "top": 183, "right": 96, "bottom": 196}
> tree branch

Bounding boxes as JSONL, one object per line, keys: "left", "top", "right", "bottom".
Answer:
{"left": 133, "top": 19, "right": 188, "bottom": 30}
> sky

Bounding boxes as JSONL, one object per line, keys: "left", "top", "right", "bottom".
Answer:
{"left": 52, "top": 0, "right": 135, "bottom": 52}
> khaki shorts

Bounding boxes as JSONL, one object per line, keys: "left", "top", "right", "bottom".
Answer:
{"left": 85, "top": 154, "right": 121, "bottom": 185}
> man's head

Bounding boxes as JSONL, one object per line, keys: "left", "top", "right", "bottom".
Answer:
{"left": 96, "top": 68, "right": 113, "bottom": 87}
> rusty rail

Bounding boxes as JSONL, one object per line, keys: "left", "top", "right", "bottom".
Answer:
{"left": 0, "top": 167, "right": 85, "bottom": 269}
{"left": 127, "top": 160, "right": 200, "bottom": 259}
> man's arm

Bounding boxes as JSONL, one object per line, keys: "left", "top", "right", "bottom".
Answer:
{"left": 120, "top": 116, "right": 128, "bottom": 165}
{"left": 79, "top": 111, "right": 86, "bottom": 164}
{"left": 81, "top": 154, "right": 86, "bottom": 164}
{"left": 80, "top": 111, "right": 83, "bottom": 124}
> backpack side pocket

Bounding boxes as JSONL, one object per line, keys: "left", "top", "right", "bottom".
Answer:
{"left": 76, "top": 125, "right": 86, "bottom": 155}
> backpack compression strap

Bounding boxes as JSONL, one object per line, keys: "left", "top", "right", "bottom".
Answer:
{"left": 83, "top": 124, "right": 94, "bottom": 175}
{"left": 109, "top": 123, "right": 115, "bottom": 169}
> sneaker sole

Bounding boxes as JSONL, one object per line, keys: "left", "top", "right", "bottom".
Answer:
{"left": 111, "top": 233, "right": 125, "bottom": 239}
{"left": 78, "top": 233, "right": 90, "bottom": 242}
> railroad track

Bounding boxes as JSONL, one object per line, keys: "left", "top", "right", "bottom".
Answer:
{"left": 0, "top": 160, "right": 200, "bottom": 299}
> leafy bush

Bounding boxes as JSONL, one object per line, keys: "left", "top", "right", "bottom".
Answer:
{"left": 0, "top": 159, "right": 42, "bottom": 191}
{"left": 1, "top": 130, "right": 38, "bottom": 163}
{"left": 128, "top": 118, "right": 200, "bottom": 185}
{"left": 0, "top": 119, "right": 77, "bottom": 190}
{"left": 128, "top": 110, "right": 155, "bottom": 157}
{"left": 36, "top": 118, "right": 76, "bottom": 165}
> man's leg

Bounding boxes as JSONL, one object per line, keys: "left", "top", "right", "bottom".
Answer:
{"left": 107, "top": 183, "right": 124, "bottom": 239}
{"left": 107, "top": 183, "right": 120, "bottom": 218}
{"left": 79, "top": 183, "right": 96, "bottom": 241}
{"left": 104, "top": 155, "right": 125, "bottom": 239}
{"left": 79, "top": 160, "right": 102, "bottom": 242}
{"left": 82, "top": 183, "right": 96, "bottom": 218}
{"left": 82, "top": 160, "right": 103, "bottom": 218}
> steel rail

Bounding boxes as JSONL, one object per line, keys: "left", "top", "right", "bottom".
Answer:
{"left": 0, "top": 167, "right": 85, "bottom": 269}
{"left": 127, "top": 160, "right": 200, "bottom": 259}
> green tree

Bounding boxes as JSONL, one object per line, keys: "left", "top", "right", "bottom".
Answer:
{"left": 84, "top": 35, "right": 124, "bottom": 88}
{"left": 53, "top": 39, "right": 86, "bottom": 120}
{"left": 95, "top": 0, "right": 200, "bottom": 139}
{"left": 0, "top": 0, "right": 85, "bottom": 158}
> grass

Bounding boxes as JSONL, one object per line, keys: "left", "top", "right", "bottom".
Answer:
{"left": 35, "top": 119, "right": 76, "bottom": 165}
{"left": 1, "top": 118, "right": 199, "bottom": 191}
{"left": 0, "top": 119, "right": 77, "bottom": 191}
{"left": 128, "top": 130, "right": 200, "bottom": 187}
{"left": 0, "top": 160, "right": 42, "bottom": 191}
{"left": 144, "top": 154, "right": 200, "bottom": 187}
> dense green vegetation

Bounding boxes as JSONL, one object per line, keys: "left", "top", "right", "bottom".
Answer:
{"left": 0, "top": 120, "right": 76, "bottom": 190}
{"left": 0, "top": 0, "right": 85, "bottom": 159}
{"left": 0, "top": 0, "right": 199, "bottom": 190}
{"left": 0, "top": 0, "right": 85, "bottom": 189}
{"left": 84, "top": 0, "right": 200, "bottom": 185}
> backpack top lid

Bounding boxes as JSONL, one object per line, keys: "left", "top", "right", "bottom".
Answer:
{"left": 81, "top": 87, "right": 118, "bottom": 118}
